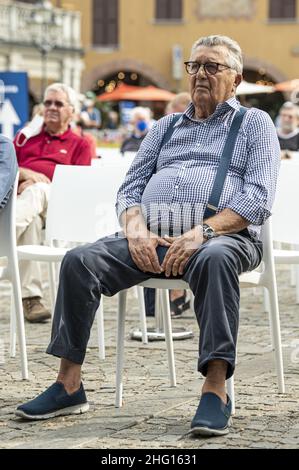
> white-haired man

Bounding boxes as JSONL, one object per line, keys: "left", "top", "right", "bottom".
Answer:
{"left": 14, "top": 83, "right": 92, "bottom": 323}
{"left": 17, "top": 36, "right": 280, "bottom": 437}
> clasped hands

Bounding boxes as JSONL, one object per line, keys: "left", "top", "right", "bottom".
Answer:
{"left": 127, "top": 225, "right": 203, "bottom": 277}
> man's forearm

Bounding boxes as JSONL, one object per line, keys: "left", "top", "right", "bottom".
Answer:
{"left": 120, "top": 206, "right": 148, "bottom": 238}
{"left": 204, "top": 208, "right": 250, "bottom": 236}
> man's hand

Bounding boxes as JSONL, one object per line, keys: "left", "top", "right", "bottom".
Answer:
{"left": 121, "top": 206, "right": 170, "bottom": 274}
{"left": 19, "top": 167, "right": 50, "bottom": 184}
{"left": 127, "top": 230, "right": 170, "bottom": 274}
{"left": 161, "top": 226, "right": 203, "bottom": 277}
{"left": 18, "top": 179, "right": 35, "bottom": 195}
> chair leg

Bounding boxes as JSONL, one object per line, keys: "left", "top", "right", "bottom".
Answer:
{"left": 155, "top": 289, "right": 163, "bottom": 332}
{"left": 115, "top": 290, "right": 127, "bottom": 408}
{"left": 48, "top": 262, "right": 57, "bottom": 313}
{"left": 263, "top": 287, "right": 270, "bottom": 313}
{"left": 266, "top": 285, "right": 285, "bottom": 393}
{"left": 10, "top": 262, "right": 28, "bottom": 380}
{"left": 160, "top": 289, "right": 176, "bottom": 387}
{"left": 96, "top": 300, "right": 105, "bottom": 360}
{"left": 226, "top": 376, "right": 235, "bottom": 415}
{"left": 9, "top": 291, "right": 16, "bottom": 358}
{"left": 137, "top": 286, "right": 148, "bottom": 344}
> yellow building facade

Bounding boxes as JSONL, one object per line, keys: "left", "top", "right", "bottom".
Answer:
{"left": 56, "top": 0, "right": 299, "bottom": 94}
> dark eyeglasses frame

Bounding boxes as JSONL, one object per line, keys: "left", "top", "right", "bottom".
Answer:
{"left": 43, "top": 100, "right": 69, "bottom": 109}
{"left": 184, "top": 61, "right": 232, "bottom": 76}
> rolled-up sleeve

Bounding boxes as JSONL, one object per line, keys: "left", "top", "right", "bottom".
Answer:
{"left": 116, "top": 117, "right": 170, "bottom": 220}
{"left": 227, "top": 110, "right": 281, "bottom": 225}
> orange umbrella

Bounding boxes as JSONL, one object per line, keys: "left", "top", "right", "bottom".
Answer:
{"left": 97, "top": 83, "right": 141, "bottom": 101}
{"left": 122, "top": 85, "right": 176, "bottom": 102}
{"left": 275, "top": 79, "right": 299, "bottom": 92}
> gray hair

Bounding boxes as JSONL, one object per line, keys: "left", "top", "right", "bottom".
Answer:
{"left": 191, "top": 35, "right": 243, "bottom": 74}
{"left": 44, "top": 83, "right": 79, "bottom": 111}
{"left": 280, "top": 101, "right": 299, "bottom": 117}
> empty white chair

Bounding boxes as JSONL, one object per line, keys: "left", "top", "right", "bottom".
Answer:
{"left": 0, "top": 174, "right": 28, "bottom": 379}
{"left": 115, "top": 218, "right": 285, "bottom": 409}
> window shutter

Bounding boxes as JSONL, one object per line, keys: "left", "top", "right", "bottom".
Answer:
{"left": 93, "top": 0, "right": 119, "bottom": 47}
{"left": 156, "top": 0, "right": 182, "bottom": 20}
{"left": 269, "top": 0, "right": 296, "bottom": 19}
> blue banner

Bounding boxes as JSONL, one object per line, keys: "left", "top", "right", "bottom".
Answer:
{"left": 0, "top": 72, "right": 29, "bottom": 140}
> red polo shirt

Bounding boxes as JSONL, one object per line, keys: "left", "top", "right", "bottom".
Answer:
{"left": 14, "top": 126, "right": 92, "bottom": 181}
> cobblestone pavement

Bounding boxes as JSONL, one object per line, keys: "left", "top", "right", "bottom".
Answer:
{"left": 0, "top": 263, "right": 298, "bottom": 449}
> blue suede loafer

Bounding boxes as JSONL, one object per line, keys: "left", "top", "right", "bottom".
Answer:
{"left": 15, "top": 382, "right": 89, "bottom": 420}
{"left": 191, "top": 392, "right": 232, "bottom": 437}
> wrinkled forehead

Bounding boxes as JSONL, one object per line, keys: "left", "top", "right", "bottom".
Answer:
{"left": 190, "top": 45, "right": 230, "bottom": 63}
{"left": 45, "top": 89, "right": 69, "bottom": 103}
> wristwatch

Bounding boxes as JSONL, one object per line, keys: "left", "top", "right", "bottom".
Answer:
{"left": 202, "top": 223, "right": 217, "bottom": 240}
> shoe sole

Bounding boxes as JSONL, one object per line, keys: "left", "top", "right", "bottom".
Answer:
{"left": 15, "top": 402, "right": 90, "bottom": 420}
{"left": 191, "top": 418, "right": 232, "bottom": 437}
{"left": 25, "top": 314, "right": 52, "bottom": 323}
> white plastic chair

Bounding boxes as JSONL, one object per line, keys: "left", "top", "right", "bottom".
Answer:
{"left": 0, "top": 173, "right": 28, "bottom": 379}
{"left": 115, "top": 218, "right": 285, "bottom": 409}
{"left": 263, "top": 161, "right": 299, "bottom": 310}
{"left": 15, "top": 165, "right": 148, "bottom": 363}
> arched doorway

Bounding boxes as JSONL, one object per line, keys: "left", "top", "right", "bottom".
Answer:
{"left": 82, "top": 59, "right": 171, "bottom": 121}
{"left": 82, "top": 59, "right": 171, "bottom": 94}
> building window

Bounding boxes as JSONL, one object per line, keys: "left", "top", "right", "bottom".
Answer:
{"left": 269, "top": 0, "right": 296, "bottom": 20}
{"left": 155, "top": 0, "right": 183, "bottom": 21}
{"left": 93, "top": 0, "right": 119, "bottom": 48}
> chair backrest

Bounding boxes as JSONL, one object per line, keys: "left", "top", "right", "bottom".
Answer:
{"left": 45, "top": 165, "right": 127, "bottom": 244}
{"left": 271, "top": 160, "right": 299, "bottom": 244}
{"left": 0, "top": 173, "right": 18, "bottom": 259}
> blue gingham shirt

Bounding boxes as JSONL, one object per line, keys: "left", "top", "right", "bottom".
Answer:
{"left": 116, "top": 97, "right": 281, "bottom": 238}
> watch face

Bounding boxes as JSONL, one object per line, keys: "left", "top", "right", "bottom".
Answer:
{"left": 203, "top": 225, "right": 215, "bottom": 239}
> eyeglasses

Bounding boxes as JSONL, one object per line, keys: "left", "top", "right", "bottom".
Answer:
{"left": 43, "top": 100, "right": 68, "bottom": 109}
{"left": 184, "top": 61, "right": 232, "bottom": 76}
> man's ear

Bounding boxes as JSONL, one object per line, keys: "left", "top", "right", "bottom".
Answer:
{"left": 234, "top": 74, "right": 243, "bottom": 89}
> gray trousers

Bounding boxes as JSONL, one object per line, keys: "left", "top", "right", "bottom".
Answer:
{"left": 46, "top": 230, "right": 263, "bottom": 379}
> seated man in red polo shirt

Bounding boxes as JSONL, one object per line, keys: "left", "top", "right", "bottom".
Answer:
{"left": 14, "top": 83, "right": 92, "bottom": 323}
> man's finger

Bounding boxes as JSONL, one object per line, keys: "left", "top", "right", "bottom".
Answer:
{"left": 172, "top": 256, "right": 186, "bottom": 277}
{"left": 146, "top": 247, "right": 162, "bottom": 273}
{"left": 164, "top": 255, "right": 177, "bottom": 277}
{"left": 161, "top": 245, "right": 177, "bottom": 270}
{"left": 157, "top": 237, "right": 171, "bottom": 247}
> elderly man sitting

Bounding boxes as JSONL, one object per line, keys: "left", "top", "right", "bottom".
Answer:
{"left": 16, "top": 36, "right": 280, "bottom": 437}
{"left": 14, "top": 83, "right": 92, "bottom": 323}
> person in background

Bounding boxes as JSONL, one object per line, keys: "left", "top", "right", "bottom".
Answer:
{"left": 277, "top": 102, "right": 299, "bottom": 158}
{"left": 145, "top": 92, "right": 192, "bottom": 318}
{"left": 73, "top": 113, "right": 98, "bottom": 159}
{"left": 0, "top": 135, "right": 18, "bottom": 211}
{"left": 14, "top": 83, "right": 92, "bottom": 323}
{"left": 106, "top": 110, "right": 119, "bottom": 130}
{"left": 80, "top": 99, "right": 102, "bottom": 133}
{"left": 120, "top": 107, "right": 151, "bottom": 154}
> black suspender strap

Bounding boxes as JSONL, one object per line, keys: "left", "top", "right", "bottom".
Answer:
{"left": 204, "top": 106, "right": 247, "bottom": 220}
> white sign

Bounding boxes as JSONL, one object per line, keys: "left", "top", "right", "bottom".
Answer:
{"left": 172, "top": 45, "right": 183, "bottom": 81}
{"left": 0, "top": 99, "right": 21, "bottom": 140}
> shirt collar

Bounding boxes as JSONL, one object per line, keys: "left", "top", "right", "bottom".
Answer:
{"left": 175, "top": 96, "right": 241, "bottom": 127}
{"left": 43, "top": 125, "right": 72, "bottom": 141}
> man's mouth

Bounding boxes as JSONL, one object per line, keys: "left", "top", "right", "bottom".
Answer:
{"left": 196, "top": 84, "right": 210, "bottom": 90}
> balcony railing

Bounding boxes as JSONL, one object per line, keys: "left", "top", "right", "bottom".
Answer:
{"left": 0, "top": 1, "right": 82, "bottom": 50}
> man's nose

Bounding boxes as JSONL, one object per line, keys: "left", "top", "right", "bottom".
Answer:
{"left": 196, "top": 64, "right": 207, "bottom": 78}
